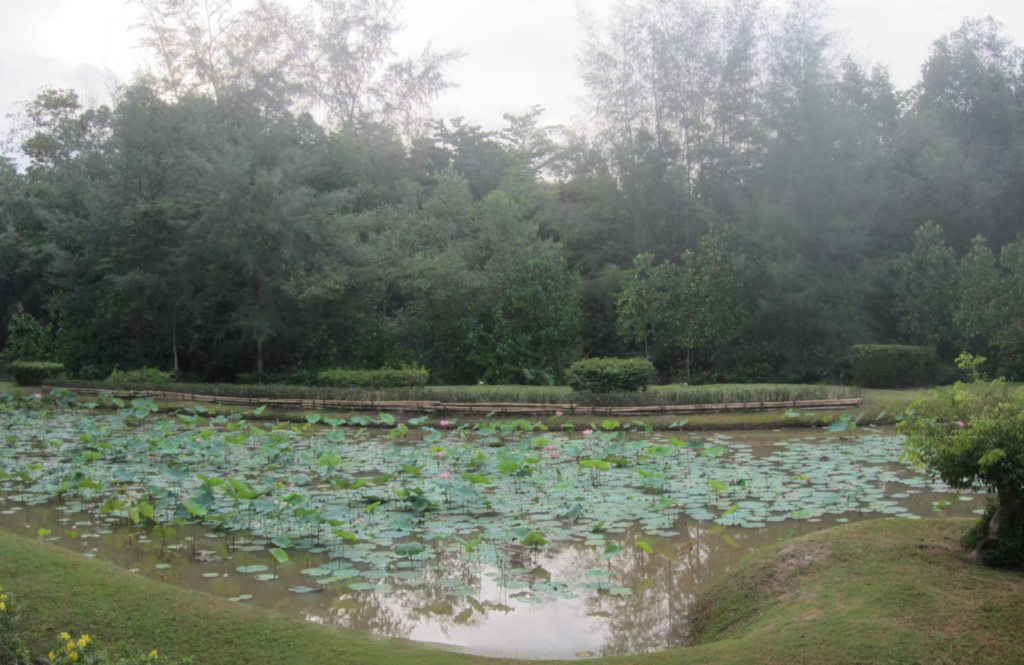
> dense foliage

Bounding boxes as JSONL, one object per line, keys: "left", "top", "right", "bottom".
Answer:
{"left": 901, "top": 381, "right": 1024, "bottom": 567}
{"left": 106, "top": 367, "right": 175, "bottom": 384}
{"left": 316, "top": 367, "right": 429, "bottom": 388}
{"left": 566, "top": 357, "right": 655, "bottom": 393}
{"left": 1, "top": 1, "right": 1023, "bottom": 384}
{"left": 848, "top": 345, "right": 938, "bottom": 388}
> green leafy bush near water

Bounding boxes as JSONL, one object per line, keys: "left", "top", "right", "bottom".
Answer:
{"left": 901, "top": 380, "right": 1024, "bottom": 567}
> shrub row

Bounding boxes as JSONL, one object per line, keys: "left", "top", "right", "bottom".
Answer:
{"left": 9, "top": 360, "right": 65, "bottom": 386}
{"left": 566, "top": 357, "right": 654, "bottom": 393}
{"left": 106, "top": 367, "right": 175, "bottom": 384}
{"left": 235, "top": 370, "right": 317, "bottom": 385}
{"left": 316, "top": 367, "right": 429, "bottom": 388}
{"left": 849, "top": 344, "right": 938, "bottom": 388}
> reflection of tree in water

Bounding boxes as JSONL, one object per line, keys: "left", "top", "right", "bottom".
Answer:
{"left": 301, "top": 518, "right": 743, "bottom": 653}
{"left": 594, "top": 518, "right": 821, "bottom": 656}
{"left": 310, "top": 590, "right": 413, "bottom": 639}
{"left": 584, "top": 522, "right": 705, "bottom": 656}
{"left": 307, "top": 538, "right": 501, "bottom": 639}
{"left": 578, "top": 520, "right": 730, "bottom": 656}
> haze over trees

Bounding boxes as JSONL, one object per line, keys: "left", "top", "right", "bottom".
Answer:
{"left": 1, "top": 0, "right": 1023, "bottom": 384}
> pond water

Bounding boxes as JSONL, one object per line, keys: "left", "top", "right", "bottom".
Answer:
{"left": 0, "top": 402, "right": 981, "bottom": 659}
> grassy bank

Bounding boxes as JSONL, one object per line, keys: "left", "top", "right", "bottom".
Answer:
{"left": 1, "top": 519, "right": 1021, "bottom": 664}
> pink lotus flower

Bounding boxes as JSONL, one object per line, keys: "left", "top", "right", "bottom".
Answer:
{"left": 435, "top": 450, "right": 446, "bottom": 459}
{"left": 439, "top": 419, "right": 451, "bottom": 428}
{"left": 555, "top": 410, "right": 564, "bottom": 417}
{"left": 436, "top": 471, "right": 451, "bottom": 480}
{"left": 548, "top": 450, "right": 558, "bottom": 458}
{"left": 582, "top": 429, "right": 594, "bottom": 436}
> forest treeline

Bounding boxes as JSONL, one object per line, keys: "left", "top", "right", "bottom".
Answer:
{"left": 1, "top": 0, "right": 1023, "bottom": 385}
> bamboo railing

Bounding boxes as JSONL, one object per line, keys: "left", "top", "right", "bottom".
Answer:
{"left": 54, "top": 386, "right": 862, "bottom": 417}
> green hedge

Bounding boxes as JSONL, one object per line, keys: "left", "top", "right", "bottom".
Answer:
{"left": 316, "top": 367, "right": 429, "bottom": 388}
{"left": 9, "top": 360, "right": 65, "bottom": 386}
{"left": 849, "top": 345, "right": 938, "bottom": 388}
{"left": 106, "top": 367, "right": 174, "bottom": 384}
{"left": 566, "top": 357, "right": 654, "bottom": 393}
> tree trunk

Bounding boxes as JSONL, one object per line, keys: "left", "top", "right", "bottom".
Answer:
{"left": 171, "top": 319, "right": 179, "bottom": 377}
{"left": 686, "top": 348, "right": 692, "bottom": 384}
{"left": 970, "top": 490, "right": 1023, "bottom": 565}
{"left": 256, "top": 336, "right": 264, "bottom": 378}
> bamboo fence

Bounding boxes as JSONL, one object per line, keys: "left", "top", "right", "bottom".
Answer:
{"left": 54, "top": 386, "right": 862, "bottom": 417}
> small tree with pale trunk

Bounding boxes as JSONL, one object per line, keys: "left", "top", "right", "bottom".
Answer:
{"left": 901, "top": 379, "right": 1024, "bottom": 567}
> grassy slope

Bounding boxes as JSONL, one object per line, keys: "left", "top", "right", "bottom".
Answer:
{"left": 2, "top": 519, "right": 1022, "bottom": 665}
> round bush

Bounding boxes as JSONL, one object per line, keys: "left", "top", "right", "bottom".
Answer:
{"left": 566, "top": 357, "right": 654, "bottom": 393}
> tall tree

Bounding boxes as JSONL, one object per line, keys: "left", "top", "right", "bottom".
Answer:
{"left": 895, "top": 222, "right": 957, "bottom": 348}
{"left": 954, "top": 236, "right": 1004, "bottom": 354}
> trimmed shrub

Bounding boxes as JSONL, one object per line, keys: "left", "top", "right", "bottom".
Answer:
{"left": 236, "top": 370, "right": 316, "bottom": 385}
{"left": 9, "top": 360, "right": 65, "bottom": 386}
{"left": 566, "top": 357, "right": 654, "bottom": 393}
{"left": 849, "top": 345, "right": 938, "bottom": 388}
{"left": 316, "top": 366, "right": 429, "bottom": 388}
{"left": 106, "top": 367, "right": 174, "bottom": 384}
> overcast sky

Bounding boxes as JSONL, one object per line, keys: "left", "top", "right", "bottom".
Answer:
{"left": 2, "top": 0, "right": 1023, "bottom": 142}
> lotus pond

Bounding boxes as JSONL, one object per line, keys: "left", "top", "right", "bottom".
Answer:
{"left": 0, "top": 393, "right": 981, "bottom": 658}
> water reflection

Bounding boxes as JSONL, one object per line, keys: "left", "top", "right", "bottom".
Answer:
{"left": 0, "top": 485, "right": 976, "bottom": 659}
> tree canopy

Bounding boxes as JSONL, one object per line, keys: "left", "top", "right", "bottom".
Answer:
{"left": 2, "top": 1, "right": 1023, "bottom": 385}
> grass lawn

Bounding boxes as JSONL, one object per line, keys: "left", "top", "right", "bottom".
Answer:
{"left": 1, "top": 519, "right": 1022, "bottom": 664}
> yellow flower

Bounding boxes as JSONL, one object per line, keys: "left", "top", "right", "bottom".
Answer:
{"left": 77, "top": 634, "right": 92, "bottom": 648}
{"left": 149, "top": 649, "right": 159, "bottom": 659}
{"left": 48, "top": 652, "right": 56, "bottom": 663}
{"left": 69, "top": 651, "right": 79, "bottom": 662}
{"left": 60, "top": 632, "right": 72, "bottom": 641}
{"left": 0, "top": 601, "right": 6, "bottom": 612}
{"left": 66, "top": 640, "right": 76, "bottom": 652}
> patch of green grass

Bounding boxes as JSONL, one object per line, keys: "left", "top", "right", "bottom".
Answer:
{"left": 2, "top": 519, "right": 1022, "bottom": 664}
{"left": 684, "top": 518, "right": 1024, "bottom": 665}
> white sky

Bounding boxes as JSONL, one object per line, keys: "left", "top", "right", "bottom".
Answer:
{"left": 1, "top": 0, "right": 1023, "bottom": 142}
